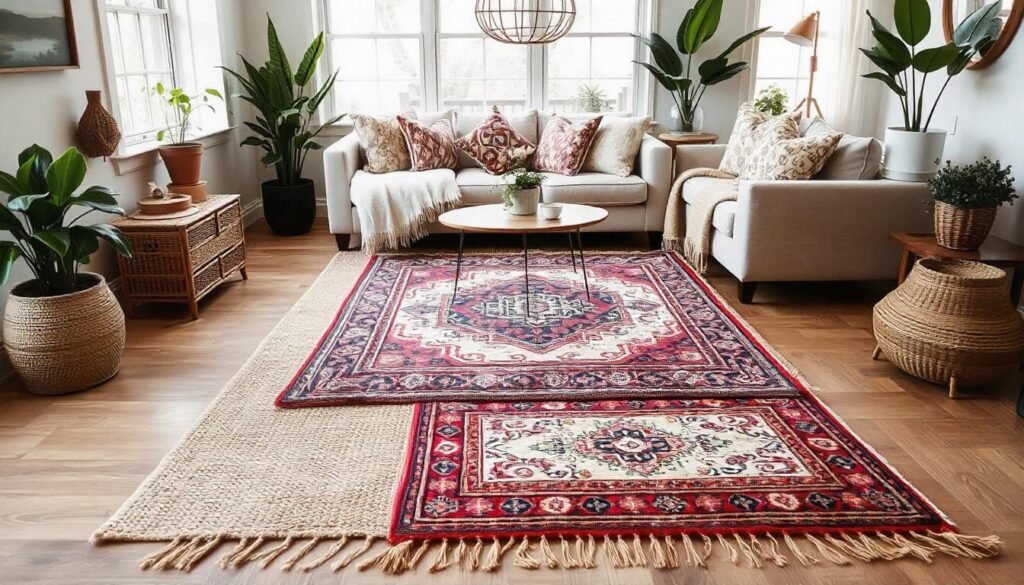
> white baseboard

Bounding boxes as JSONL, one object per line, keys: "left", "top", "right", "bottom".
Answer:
{"left": 241, "top": 198, "right": 329, "bottom": 227}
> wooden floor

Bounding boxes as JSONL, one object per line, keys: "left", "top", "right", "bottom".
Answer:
{"left": 1, "top": 219, "right": 1022, "bottom": 584}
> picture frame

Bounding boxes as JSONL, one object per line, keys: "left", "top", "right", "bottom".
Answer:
{"left": 0, "top": 0, "right": 79, "bottom": 73}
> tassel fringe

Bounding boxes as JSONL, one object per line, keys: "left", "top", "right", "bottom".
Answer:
{"left": 134, "top": 530, "right": 1002, "bottom": 573}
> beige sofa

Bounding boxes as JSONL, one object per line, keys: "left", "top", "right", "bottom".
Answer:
{"left": 676, "top": 144, "right": 932, "bottom": 303}
{"left": 324, "top": 110, "right": 672, "bottom": 250}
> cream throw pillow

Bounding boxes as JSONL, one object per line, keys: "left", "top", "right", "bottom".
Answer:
{"left": 741, "top": 113, "right": 843, "bottom": 180}
{"left": 719, "top": 103, "right": 777, "bottom": 175}
{"left": 581, "top": 115, "right": 652, "bottom": 177}
{"left": 802, "top": 118, "right": 883, "bottom": 180}
{"left": 351, "top": 114, "right": 412, "bottom": 174}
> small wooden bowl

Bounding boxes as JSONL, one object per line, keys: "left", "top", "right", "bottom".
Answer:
{"left": 138, "top": 194, "right": 193, "bottom": 216}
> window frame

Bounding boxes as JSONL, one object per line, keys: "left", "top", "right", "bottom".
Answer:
{"left": 745, "top": 0, "right": 827, "bottom": 108}
{"left": 316, "top": 0, "right": 656, "bottom": 119}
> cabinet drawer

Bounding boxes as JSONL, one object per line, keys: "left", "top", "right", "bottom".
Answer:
{"left": 217, "top": 203, "right": 241, "bottom": 231}
{"left": 120, "top": 232, "right": 185, "bottom": 276}
{"left": 192, "top": 259, "right": 223, "bottom": 297}
{"left": 219, "top": 241, "right": 246, "bottom": 276}
{"left": 190, "top": 221, "right": 242, "bottom": 270}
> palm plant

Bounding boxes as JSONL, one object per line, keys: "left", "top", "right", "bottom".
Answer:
{"left": 220, "top": 17, "right": 342, "bottom": 187}
{"left": 861, "top": 0, "right": 1001, "bottom": 132}
{"left": 0, "top": 145, "right": 132, "bottom": 296}
{"left": 635, "top": 0, "right": 768, "bottom": 132}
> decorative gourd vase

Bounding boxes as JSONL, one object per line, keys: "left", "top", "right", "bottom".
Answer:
{"left": 934, "top": 201, "right": 996, "bottom": 251}
{"left": 506, "top": 187, "right": 540, "bottom": 215}
{"left": 3, "top": 274, "right": 125, "bottom": 395}
{"left": 76, "top": 90, "right": 121, "bottom": 159}
{"left": 872, "top": 259, "right": 1024, "bottom": 398}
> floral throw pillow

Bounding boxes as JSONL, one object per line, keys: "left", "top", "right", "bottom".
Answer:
{"left": 740, "top": 112, "right": 843, "bottom": 180}
{"left": 719, "top": 103, "right": 778, "bottom": 175}
{"left": 396, "top": 115, "right": 459, "bottom": 171}
{"left": 531, "top": 115, "right": 603, "bottom": 176}
{"left": 455, "top": 106, "right": 536, "bottom": 175}
{"left": 351, "top": 114, "right": 412, "bottom": 174}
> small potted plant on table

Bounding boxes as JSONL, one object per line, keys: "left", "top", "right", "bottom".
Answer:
{"left": 930, "top": 157, "right": 1016, "bottom": 250}
{"left": 153, "top": 83, "right": 223, "bottom": 186}
{"left": 0, "top": 145, "right": 133, "bottom": 394}
{"left": 501, "top": 149, "right": 544, "bottom": 216}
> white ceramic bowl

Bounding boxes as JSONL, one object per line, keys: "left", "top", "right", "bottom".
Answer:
{"left": 540, "top": 202, "right": 563, "bottom": 220}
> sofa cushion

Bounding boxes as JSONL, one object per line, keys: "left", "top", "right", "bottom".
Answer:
{"left": 456, "top": 109, "right": 538, "bottom": 145}
{"left": 540, "top": 172, "right": 647, "bottom": 206}
{"left": 740, "top": 112, "right": 842, "bottom": 180}
{"left": 397, "top": 115, "right": 459, "bottom": 171}
{"left": 532, "top": 115, "right": 603, "bottom": 176}
{"left": 350, "top": 114, "right": 412, "bottom": 174}
{"left": 581, "top": 115, "right": 652, "bottom": 177}
{"left": 719, "top": 103, "right": 778, "bottom": 175}
{"left": 455, "top": 168, "right": 505, "bottom": 205}
{"left": 802, "top": 118, "right": 883, "bottom": 180}
{"left": 682, "top": 177, "right": 737, "bottom": 236}
{"left": 455, "top": 106, "right": 536, "bottom": 175}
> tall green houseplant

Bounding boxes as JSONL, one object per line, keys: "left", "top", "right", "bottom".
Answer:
{"left": 221, "top": 17, "right": 342, "bottom": 236}
{"left": 635, "top": 0, "right": 768, "bottom": 133}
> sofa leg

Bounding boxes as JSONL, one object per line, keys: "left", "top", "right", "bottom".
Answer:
{"left": 738, "top": 281, "right": 758, "bottom": 304}
{"left": 647, "top": 231, "right": 662, "bottom": 251}
{"left": 334, "top": 234, "right": 351, "bottom": 251}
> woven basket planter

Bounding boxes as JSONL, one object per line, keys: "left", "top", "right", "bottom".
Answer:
{"left": 934, "top": 201, "right": 996, "bottom": 250}
{"left": 3, "top": 274, "right": 125, "bottom": 395}
{"left": 873, "top": 259, "right": 1024, "bottom": 397}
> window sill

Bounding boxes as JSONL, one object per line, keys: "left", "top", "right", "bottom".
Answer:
{"left": 110, "top": 127, "right": 236, "bottom": 177}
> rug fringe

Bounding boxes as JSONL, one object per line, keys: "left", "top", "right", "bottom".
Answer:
{"left": 133, "top": 530, "right": 1002, "bottom": 573}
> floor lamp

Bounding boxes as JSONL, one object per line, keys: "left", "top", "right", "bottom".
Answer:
{"left": 785, "top": 11, "right": 823, "bottom": 119}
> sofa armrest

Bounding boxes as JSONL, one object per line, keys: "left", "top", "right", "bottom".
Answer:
{"left": 728, "top": 180, "right": 933, "bottom": 281}
{"left": 676, "top": 144, "right": 727, "bottom": 175}
{"left": 635, "top": 134, "right": 672, "bottom": 231}
{"left": 324, "top": 132, "right": 361, "bottom": 234}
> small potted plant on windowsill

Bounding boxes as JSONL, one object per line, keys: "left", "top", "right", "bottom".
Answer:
{"left": 501, "top": 149, "right": 544, "bottom": 216}
{"left": 152, "top": 83, "right": 223, "bottom": 186}
{"left": 929, "top": 157, "right": 1017, "bottom": 250}
{"left": 0, "top": 145, "right": 133, "bottom": 395}
{"left": 754, "top": 84, "right": 789, "bottom": 116}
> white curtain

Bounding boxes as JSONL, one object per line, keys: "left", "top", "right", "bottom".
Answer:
{"left": 826, "top": 0, "right": 890, "bottom": 136}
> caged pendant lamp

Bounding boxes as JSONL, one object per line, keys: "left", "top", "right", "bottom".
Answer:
{"left": 475, "top": 0, "right": 576, "bottom": 44}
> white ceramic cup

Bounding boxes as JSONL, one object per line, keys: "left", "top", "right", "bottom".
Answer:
{"left": 540, "top": 202, "right": 563, "bottom": 220}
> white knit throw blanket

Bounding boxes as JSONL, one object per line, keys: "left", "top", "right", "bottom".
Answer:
{"left": 351, "top": 169, "right": 463, "bottom": 252}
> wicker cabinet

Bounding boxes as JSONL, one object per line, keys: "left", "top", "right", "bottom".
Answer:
{"left": 114, "top": 195, "right": 247, "bottom": 319}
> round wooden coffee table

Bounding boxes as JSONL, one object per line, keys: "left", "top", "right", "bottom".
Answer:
{"left": 438, "top": 203, "right": 608, "bottom": 319}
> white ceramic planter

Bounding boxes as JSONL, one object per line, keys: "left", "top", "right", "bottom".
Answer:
{"left": 506, "top": 187, "right": 540, "bottom": 215}
{"left": 882, "top": 128, "right": 947, "bottom": 182}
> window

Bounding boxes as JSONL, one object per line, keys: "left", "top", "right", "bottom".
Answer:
{"left": 319, "top": 0, "right": 652, "bottom": 117}
{"left": 749, "top": 0, "right": 838, "bottom": 116}
{"left": 102, "top": 0, "right": 228, "bottom": 148}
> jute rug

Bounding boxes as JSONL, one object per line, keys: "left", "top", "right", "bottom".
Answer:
{"left": 95, "top": 252, "right": 1001, "bottom": 575}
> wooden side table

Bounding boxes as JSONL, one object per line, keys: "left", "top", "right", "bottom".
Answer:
{"left": 114, "top": 195, "right": 248, "bottom": 319}
{"left": 658, "top": 132, "right": 719, "bottom": 147}
{"left": 890, "top": 232, "right": 1024, "bottom": 307}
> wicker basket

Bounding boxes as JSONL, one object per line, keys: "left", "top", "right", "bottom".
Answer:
{"left": 2, "top": 274, "right": 125, "bottom": 395}
{"left": 873, "top": 259, "right": 1024, "bottom": 397}
{"left": 934, "top": 201, "right": 996, "bottom": 250}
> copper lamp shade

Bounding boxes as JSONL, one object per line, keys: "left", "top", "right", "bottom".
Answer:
{"left": 784, "top": 13, "right": 818, "bottom": 47}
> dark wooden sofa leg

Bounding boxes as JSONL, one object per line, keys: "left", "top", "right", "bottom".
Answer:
{"left": 334, "top": 234, "right": 351, "bottom": 251}
{"left": 647, "top": 231, "right": 662, "bottom": 251}
{"left": 738, "top": 281, "right": 758, "bottom": 304}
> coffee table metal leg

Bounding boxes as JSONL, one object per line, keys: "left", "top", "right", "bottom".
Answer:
{"left": 577, "top": 229, "right": 590, "bottom": 300}
{"left": 453, "top": 230, "right": 464, "bottom": 304}
{"left": 568, "top": 232, "right": 578, "bottom": 273}
{"left": 522, "top": 233, "right": 530, "bottom": 320}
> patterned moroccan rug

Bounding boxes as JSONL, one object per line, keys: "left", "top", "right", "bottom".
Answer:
{"left": 98, "top": 252, "right": 1001, "bottom": 575}
{"left": 277, "top": 252, "right": 800, "bottom": 407}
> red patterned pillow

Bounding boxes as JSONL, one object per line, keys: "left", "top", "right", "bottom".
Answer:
{"left": 455, "top": 106, "right": 536, "bottom": 175}
{"left": 531, "top": 115, "right": 603, "bottom": 176}
{"left": 396, "top": 115, "right": 459, "bottom": 171}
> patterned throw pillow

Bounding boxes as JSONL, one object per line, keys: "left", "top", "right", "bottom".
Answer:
{"left": 531, "top": 115, "right": 603, "bottom": 176}
{"left": 719, "top": 103, "right": 777, "bottom": 175}
{"left": 741, "top": 113, "right": 843, "bottom": 180}
{"left": 396, "top": 115, "right": 459, "bottom": 171}
{"left": 350, "top": 114, "right": 412, "bottom": 174}
{"left": 455, "top": 106, "right": 536, "bottom": 175}
{"left": 582, "top": 115, "right": 652, "bottom": 177}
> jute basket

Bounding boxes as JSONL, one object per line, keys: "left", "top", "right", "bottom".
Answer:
{"left": 873, "top": 259, "right": 1024, "bottom": 398}
{"left": 934, "top": 201, "right": 996, "bottom": 250}
{"left": 3, "top": 273, "right": 125, "bottom": 395}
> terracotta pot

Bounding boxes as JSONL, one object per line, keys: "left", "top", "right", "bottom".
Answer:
{"left": 3, "top": 274, "right": 125, "bottom": 395}
{"left": 934, "top": 201, "right": 996, "bottom": 251}
{"left": 158, "top": 142, "right": 204, "bottom": 185}
{"left": 76, "top": 90, "right": 121, "bottom": 158}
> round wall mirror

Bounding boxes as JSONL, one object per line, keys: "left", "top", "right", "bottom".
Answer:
{"left": 944, "top": 0, "right": 1024, "bottom": 69}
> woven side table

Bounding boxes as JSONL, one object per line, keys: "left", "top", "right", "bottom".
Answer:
{"left": 114, "top": 195, "right": 247, "bottom": 319}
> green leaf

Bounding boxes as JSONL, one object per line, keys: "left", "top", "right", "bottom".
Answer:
{"left": 8, "top": 193, "right": 50, "bottom": 212}
{"left": 240, "top": 136, "right": 272, "bottom": 149}
{"left": 24, "top": 198, "right": 60, "bottom": 231}
{"left": 867, "top": 11, "right": 913, "bottom": 67}
{"left": 155, "top": 81, "right": 165, "bottom": 95}
{"left": 303, "top": 141, "right": 324, "bottom": 151}
{"left": 954, "top": 1, "right": 1002, "bottom": 49}
{"left": 261, "top": 152, "right": 282, "bottom": 167}
{"left": 0, "top": 244, "right": 21, "bottom": 287}
{"left": 698, "top": 57, "right": 728, "bottom": 79}
{"left": 716, "top": 27, "right": 771, "bottom": 60}
{"left": 267, "top": 17, "right": 294, "bottom": 94}
{"left": 18, "top": 145, "right": 52, "bottom": 192}
{"left": 71, "top": 186, "right": 124, "bottom": 216}
{"left": 913, "top": 44, "right": 961, "bottom": 73}
{"left": 947, "top": 47, "right": 975, "bottom": 75}
{"left": 307, "top": 70, "right": 338, "bottom": 114}
{"left": 205, "top": 88, "right": 224, "bottom": 100}
{"left": 68, "top": 226, "right": 101, "bottom": 263}
{"left": 295, "top": 32, "right": 325, "bottom": 86}
{"left": 31, "top": 229, "right": 70, "bottom": 256}
{"left": 83, "top": 224, "right": 132, "bottom": 258}
{"left": 45, "top": 147, "right": 87, "bottom": 204}
{"left": 244, "top": 121, "right": 274, "bottom": 139}
{"left": 862, "top": 71, "right": 907, "bottom": 96}
{"left": 894, "top": 0, "right": 931, "bottom": 46}
{"left": 0, "top": 171, "right": 24, "bottom": 197}
{"left": 701, "top": 61, "right": 749, "bottom": 86}
{"left": 677, "top": 8, "right": 694, "bottom": 53}
{"left": 15, "top": 155, "right": 36, "bottom": 194}
{"left": 18, "top": 144, "right": 52, "bottom": 169}
{"left": 0, "top": 205, "right": 25, "bottom": 234}
{"left": 683, "top": 0, "right": 723, "bottom": 54}
{"left": 861, "top": 47, "right": 907, "bottom": 76}
{"left": 637, "top": 33, "right": 682, "bottom": 76}
{"left": 156, "top": 130, "right": 166, "bottom": 142}
{"left": 635, "top": 61, "right": 677, "bottom": 92}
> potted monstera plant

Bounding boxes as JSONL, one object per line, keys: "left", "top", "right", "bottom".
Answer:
{"left": 0, "top": 146, "right": 133, "bottom": 395}
{"left": 221, "top": 17, "right": 342, "bottom": 236}
{"left": 861, "top": 0, "right": 1001, "bottom": 181}
{"left": 635, "top": 0, "right": 768, "bottom": 134}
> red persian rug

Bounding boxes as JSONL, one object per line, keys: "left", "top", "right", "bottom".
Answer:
{"left": 277, "top": 252, "right": 800, "bottom": 407}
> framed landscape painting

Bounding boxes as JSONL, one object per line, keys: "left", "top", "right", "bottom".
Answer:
{"left": 0, "top": 0, "right": 79, "bottom": 73}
